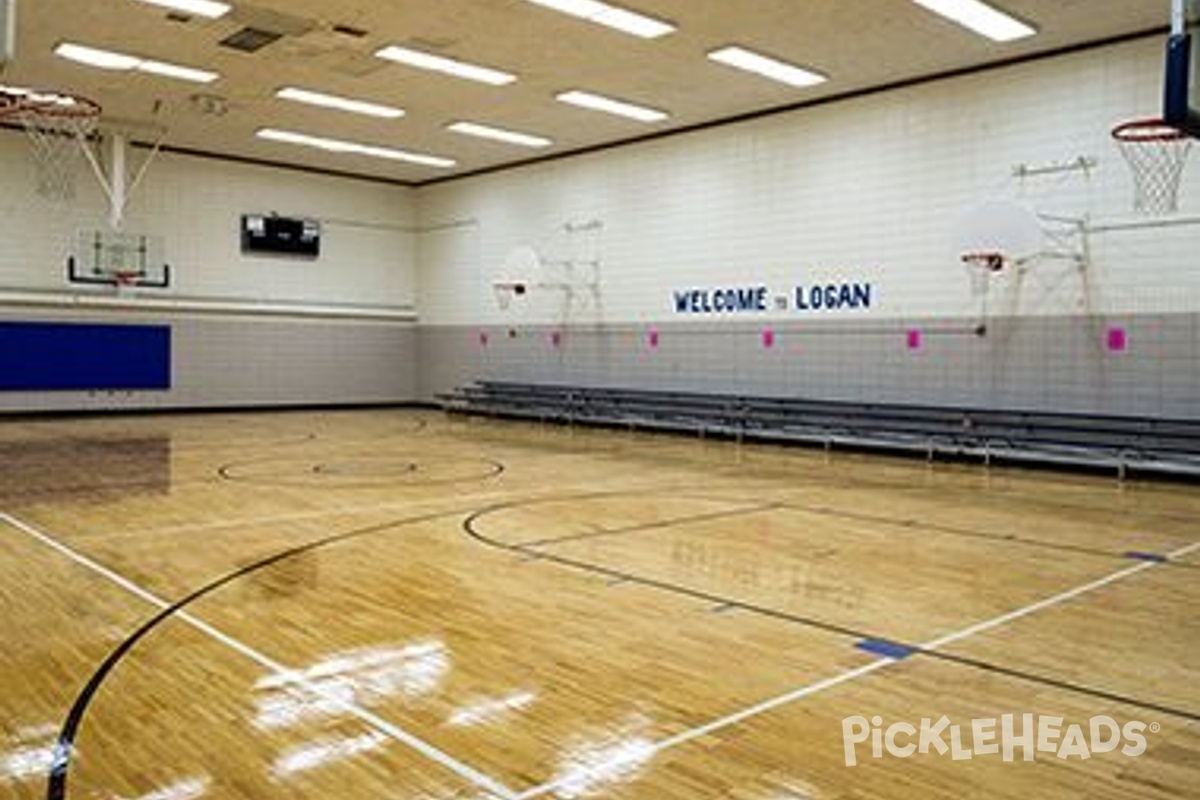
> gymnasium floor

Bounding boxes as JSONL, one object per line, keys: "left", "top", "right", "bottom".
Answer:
{"left": 1, "top": 409, "right": 1197, "bottom": 800}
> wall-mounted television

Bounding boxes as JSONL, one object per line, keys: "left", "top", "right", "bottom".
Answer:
{"left": 241, "top": 214, "right": 321, "bottom": 257}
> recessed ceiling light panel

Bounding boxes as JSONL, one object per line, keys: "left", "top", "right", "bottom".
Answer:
{"left": 276, "top": 87, "right": 405, "bottom": 119}
{"left": 54, "top": 42, "right": 219, "bottom": 83}
{"left": 132, "top": 0, "right": 231, "bottom": 19}
{"left": 374, "top": 45, "right": 516, "bottom": 86}
{"left": 555, "top": 89, "right": 668, "bottom": 122}
{"left": 448, "top": 121, "right": 552, "bottom": 148}
{"left": 912, "top": 0, "right": 1036, "bottom": 42}
{"left": 521, "top": 0, "right": 675, "bottom": 39}
{"left": 54, "top": 42, "right": 141, "bottom": 71}
{"left": 707, "top": 46, "right": 827, "bottom": 88}
{"left": 256, "top": 128, "right": 456, "bottom": 169}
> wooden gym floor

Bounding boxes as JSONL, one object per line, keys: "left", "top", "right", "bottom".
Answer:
{"left": 0, "top": 409, "right": 1197, "bottom": 800}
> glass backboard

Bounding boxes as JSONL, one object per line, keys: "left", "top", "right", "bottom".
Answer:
{"left": 67, "top": 229, "right": 170, "bottom": 288}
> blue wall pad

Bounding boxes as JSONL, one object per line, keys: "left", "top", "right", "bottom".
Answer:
{"left": 1123, "top": 551, "right": 1168, "bottom": 563}
{"left": 856, "top": 638, "right": 917, "bottom": 660}
{"left": 0, "top": 321, "right": 171, "bottom": 391}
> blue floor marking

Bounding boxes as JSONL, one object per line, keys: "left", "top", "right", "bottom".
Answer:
{"left": 1124, "top": 551, "right": 1168, "bottom": 563}
{"left": 856, "top": 638, "right": 917, "bottom": 660}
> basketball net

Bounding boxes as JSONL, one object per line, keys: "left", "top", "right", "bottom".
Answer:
{"left": 961, "top": 252, "right": 1005, "bottom": 299}
{"left": 113, "top": 270, "right": 142, "bottom": 296}
{"left": 1112, "top": 119, "right": 1193, "bottom": 215}
{"left": 960, "top": 252, "right": 1007, "bottom": 335}
{"left": 1, "top": 89, "right": 101, "bottom": 202}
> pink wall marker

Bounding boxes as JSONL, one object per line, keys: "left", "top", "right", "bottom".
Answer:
{"left": 907, "top": 329, "right": 922, "bottom": 350}
{"left": 478, "top": 330, "right": 489, "bottom": 348}
{"left": 648, "top": 328, "right": 660, "bottom": 349}
{"left": 1107, "top": 327, "right": 1127, "bottom": 353}
{"left": 762, "top": 328, "right": 775, "bottom": 349}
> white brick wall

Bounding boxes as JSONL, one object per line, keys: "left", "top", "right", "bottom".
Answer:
{"left": 417, "top": 36, "right": 1200, "bottom": 327}
{"left": 0, "top": 130, "right": 418, "bottom": 308}
{"left": 0, "top": 129, "right": 420, "bottom": 411}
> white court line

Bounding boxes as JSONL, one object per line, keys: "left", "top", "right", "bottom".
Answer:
{"left": 514, "top": 538, "right": 1198, "bottom": 800}
{"left": 0, "top": 512, "right": 518, "bottom": 800}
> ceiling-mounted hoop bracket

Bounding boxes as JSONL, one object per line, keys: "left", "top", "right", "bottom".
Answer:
{"left": 78, "top": 118, "right": 169, "bottom": 231}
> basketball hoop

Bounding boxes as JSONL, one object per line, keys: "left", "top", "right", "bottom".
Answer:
{"left": 492, "top": 280, "right": 527, "bottom": 310}
{"left": 0, "top": 91, "right": 21, "bottom": 115}
{"left": 1112, "top": 118, "right": 1193, "bottom": 215}
{"left": 0, "top": 87, "right": 101, "bottom": 202}
{"left": 961, "top": 251, "right": 1005, "bottom": 298}
{"left": 112, "top": 269, "right": 143, "bottom": 296}
{"left": 961, "top": 252, "right": 1006, "bottom": 272}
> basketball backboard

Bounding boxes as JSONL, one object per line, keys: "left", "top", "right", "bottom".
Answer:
{"left": 1164, "top": 0, "right": 1200, "bottom": 136}
{"left": 67, "top": 229, "right": 171, "bottom": 289}
{"left": 952, "top": 200, "right": 1043, "bottom": 264}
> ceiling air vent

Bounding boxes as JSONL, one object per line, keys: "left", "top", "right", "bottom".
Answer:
{"left": 220, "top": 27, "right": 282, "bottom": 53}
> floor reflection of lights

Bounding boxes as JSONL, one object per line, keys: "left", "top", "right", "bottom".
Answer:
{"left": 254, "top": 641, "right": 450, "bottom": 731}
{"left": 1, "top": 724, "right": 57, "bottom": 783}
{"left": 2, "top": 726, "right": 210, "bottom": 800}
{"left": 111, "top": 776, "right": 211, "bottom": 800}
{"left": 270, "top": 732, "right": 388, "bottom": 781}
{"left": 447, "top": 691, "right": 538, "bottom": 728}
{"left": 546, "top": 716, "right": 657, "bottom": 799}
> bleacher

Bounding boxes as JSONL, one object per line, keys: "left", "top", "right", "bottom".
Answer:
{"left": 439, "top": 381, "right": 1200, "bottom": 478}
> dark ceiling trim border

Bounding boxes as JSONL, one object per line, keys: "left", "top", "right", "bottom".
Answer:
{"left": 147, "top": 142, "right": 418, "bottom": 188}
{"left": 0, "top": 26, "right": 1168, "bottom": 191}
{"left": 0, "top": 122, "right": 417, "bottom": 188}
{"left": 418, "top": 26, "right": 1168, "bottom": 188}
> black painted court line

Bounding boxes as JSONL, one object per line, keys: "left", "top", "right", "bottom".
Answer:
{"left": 928, "top": 649, "right": 1200, "bottom": 723}
{"left": 697, "top": 458, "right": 1200, "bottom": 525}
{"left": 468, "top": 413, "right": 1200, "bottom": 525}
{"left": 42, "top": 498, "right": 497, "bottom": 800}
{"left": 512, "top": 501, "right": 782, "bottom": 548}
{"left": 486, "top": 484, "right": 1199, "bottom": 575}
{"left": 216, "top": 455, "right": 506, "bottom": 489}
{"left": 4, "top": 416, "right": 432, "bottom": 502}
{"left": 144, "top": 432, "right": 321, "bottom": 451}
{"left": 463, "top": 499, "right": 1200, "bottom": 724}
{"left": 772, "top": 501, "right": 1200, "bottom": 571}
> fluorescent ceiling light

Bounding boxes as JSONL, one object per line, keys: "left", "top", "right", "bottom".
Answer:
{"left": 54, "top": 43, "right": 140, "bottom": 71}
{"left": 256, "top": 128, "right": 456, "bottom": 169}
{"left": 132, "top": 0, "right": 231, "bottom": 18}
{"left": 448, "top": 121, "right": 553, "bottom": 148}
{"left": 707, "top": 46, "right": 827, "bottom": 88}
{"left": 374, "top": 45, "right": 516, "bottom": 86}
{"left": 54, "top": 42, "right": 219, "bottom": 83}
{"left": 912, "top": 0, "right": 1036, "bottom": 42}
{"left": 276, "top": 87, "right": 405, "bottom": 119}
{"left": 555, "top": 90, "right": 667, "bottom": 122}
{"left": 139, "top": 60, "right": 221, "bottom": 83}
{"left": 521, "top": 0, "right": 675, "bottom": 39}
